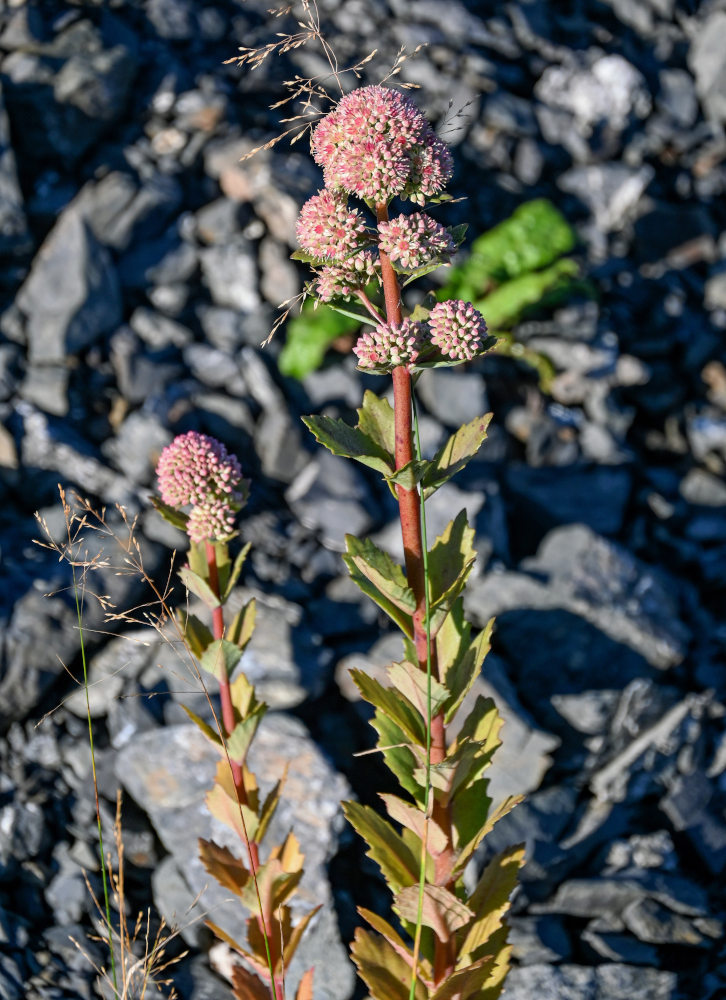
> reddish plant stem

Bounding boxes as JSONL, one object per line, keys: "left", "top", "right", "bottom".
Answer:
{"left": 376, "top": 204, "right": 457, "bottom": 983}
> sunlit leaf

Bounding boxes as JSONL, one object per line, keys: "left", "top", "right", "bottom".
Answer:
{"left": 349, "top": 670, "right": 425, "bottom": 745}
{"left": 198, "top": 838, "right": 249, "bottom": 896}
{"left": 200, "top": 638, "right": 242, "bottom": 680}
{"left": 302, "top": 415, "right": 394, "bottom": 476}
{"left": 380, "top": 794, "right": 448, "bottom": 856}
{"left": 422, "top": 414, "right": 492, "bottom": 499}
{"left": 223, "top": 542, "right": 251, "bottom": 600}
{"left": 357, "top": 390, "right": 396, "bottom": 456}
{"left": 460, "top": 844, "right": 525, "bottom": 962}
{"left": 386, "top": 659, "right": 450, "bottom": 720}
{"left": 149, "top": 494, "right": 188, "bottom": 531}
{"left": 344, "top": 801, "right": 419, "bottom": 893}
{"left": 178, "top": 566, "right": 220, "bottom": 609}
{"left": 395, "top": 883, "right": 474, "bottom": 941}
{"left": 295, "top": 968, "right": 315, "bottom": 1000}
{"left": 350, "top": 928, "right": 427, "bottom": 1000}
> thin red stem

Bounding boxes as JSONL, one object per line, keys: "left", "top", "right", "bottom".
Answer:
{"left": 376, "top": 203, "right": 456, "bottom": 983}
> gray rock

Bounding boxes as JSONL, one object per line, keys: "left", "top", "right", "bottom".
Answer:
{"left": 128, "top": 308, "right": 193, "bottom": 350}
{"left": 689, "top": 11, "right": 726, "bottom": 123}
{"left": 102, "top": 411, "right": 171, "bottom": 485}
{"left": 65, "top": 629, "right": 153, "bottom": 720}
{"left": 415, "top": 368, "right": 488, "bottom": 429}
{"left": 661, "top": 769, "right": 726, "bottom": 874}
{"left": 44, "top": 843, "right": 88, "bottom": 925}
{"left": 16, "top": 208, "right": 122, "bottom": 363}
{"left": 623, "top": 896, "right": 716, "bottom": 946}
{"left": 73, "top": 172, "right": 183, "bottom": 253}
{"left": 680, "top": 467, "right": 726, "bottom": 506}
{"left": 657, "top": 68, "right": 699, "bottom": 129}
{"left": 468, "top": 524, "right": 688, "bottom": 672}
{"left": 287, "top": 450, "right": 372, "bottom": 551}
{"left": 509, "top": 915, "right": 572, "bottom": 965}
{"left": 2, "top": 20, "right": 137, "bottom": 165}
{"left": 19, "top": 365, "right": 69, "bottom": 418}
{"left": 0, "top": 82, "right": 30, "bottom": 256}
{"left": 559, "top": 164, "right": 653, "bottom": 232}
{"left": 200, "top": 239, "right": 260, "bottom": 312}
{"left": 117, "top": 718, "right": 355, "bottom": 1000}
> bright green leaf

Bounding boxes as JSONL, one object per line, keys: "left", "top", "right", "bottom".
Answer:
{"left": 356, "top": 390, "right": 396, "bottom": 457}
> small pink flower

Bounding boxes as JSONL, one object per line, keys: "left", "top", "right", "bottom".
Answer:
{"left": 315, "top": 251, "right": 380, "bottom": 302}
{"left": 377, "top": 212, "right": 455, "bottom": 270}
{"left": 311, "top": 85, "right": 452, "bottom": 206}
{"left": 405, "top": 130, "right": 454, "bottom": 205}
{"left": 296, "top": 189, "right": 367, "bottom": 261}
{"left": 157, "top": 431, "right": 243, "bottom": 508}
{"left": 428, "top": 300, "right": 488, "bottom": 362}
{"left": 187, "top": 499, "right": 238, "bottom": 544}
{"left": 353, "top": 318, "right": 424, "bottom": 370}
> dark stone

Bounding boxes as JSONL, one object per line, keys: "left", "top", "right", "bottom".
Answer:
{"left": 661, "top": 770, "right": 726, "bottom": 874}
{"left": 509, "top": 914, "right": 572, "bottom": 964}
{"left": 2, "top": 20, "right": 137, "bottom": 166}
{"left": 16, "top": 208, "right": 121, "bottom": 363}
{"left": 633, "top": 203, "right": 716, "bottom": 264}
{"left": 0, "top": 83, "right": 31, "bottom": 257}
{"left": 74, "top": 172, "right": 183, "bottom": 253}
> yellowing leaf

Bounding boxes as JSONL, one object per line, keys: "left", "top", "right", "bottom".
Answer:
{"left": 427, "top": 511, "right": 477, "bottom": 634}
{"left": 344, "top": 801, "right": 419, "bottom": 893}
{"left": 386, "top": 660, "right": 450, "bottom": 720}
{"left": 349, "top": 669, "right": 425, "bottom": 745}
{"left": 228, "top": 598, "right": 257, "bottom": 653}
{"left": 380, "top": 794, "right": 448, "bottom": 856}
{"left": 396, "top": 884, "right": 474, "bottom": 942}
{"left": 423, "top": 414, "right": 493, "bottom": 499}
{"left": 460, "top": 844, "right": 525, "bottom": 961}
{"left": 351, "top": 928, "right": 427, "bottom": 1000}
{"left": 430, "top": 955, "right": 496, "bottom": 1000}
{"left": 198, "top": 838, "right": 249, "bottom": 896}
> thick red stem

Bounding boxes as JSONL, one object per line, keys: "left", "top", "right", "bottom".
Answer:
{"left": 376, "top": 203, "right": 457, "bottom": 983}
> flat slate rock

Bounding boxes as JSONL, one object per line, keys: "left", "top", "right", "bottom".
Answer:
{"left": 505, "top": 963, "right": 677, "bottom": 999}
{"left": 116, "top": 717, "right": 354, "bottom": 1000}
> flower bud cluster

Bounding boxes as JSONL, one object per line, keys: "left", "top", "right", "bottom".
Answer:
{"left": 429, "top": 300, "right": 488, "bottom": 362}
{"left": 353, "top": 318, "right": 424, "bottom": 369}
{"left": 296, "top": 189, "right": 367, "bottom": 261}
{"left": 377, "top": 212, "right": 455, "bottom": 270}
{"left": 157, "top": 431, "right": 244, "bottom": 543}
{"left": 315, "top": 251, "right": 380, "bottom": 302}
{"left": 312, "top": 85, "right": 452, "bottom": 205}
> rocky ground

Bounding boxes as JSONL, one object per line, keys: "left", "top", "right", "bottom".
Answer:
{"left": 0, "top": 0, "right": 725, "bottom": 998}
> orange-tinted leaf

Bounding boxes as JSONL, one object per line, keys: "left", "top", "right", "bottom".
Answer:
{"left": 231, "top": 964, "right": 270, "bottom": 1000}
{"left": 395, "top": 884, "right": 473, "bottom": 942}
{"left": 198, "top": 838, "right": 249, "bottom": 895}
{"left": 295, "top": 968, "right": 314, "bottom": 1000}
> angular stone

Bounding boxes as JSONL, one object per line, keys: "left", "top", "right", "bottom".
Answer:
{"left": 287, "top": 451, "right": 372, "bottom": 552}
{"left": 117, "top": 719, "right": 355, "bottom": 1000}
{"left": 505, "top": 962, "right": 677, "bottom": 1000}
{"left": 16, "top": 208, "right": 121, "bottom": 363}
{"left": 688, "top": 11, "right": 726, "bottom": 123}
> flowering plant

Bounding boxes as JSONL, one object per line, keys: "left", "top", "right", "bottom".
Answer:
{"left": 296, "top": 84, "right": 524, "bottom": 999}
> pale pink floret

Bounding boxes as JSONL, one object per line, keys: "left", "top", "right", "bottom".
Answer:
{"left": 157, "top": 431, "right": 243, "bottom": 508}
{"left": 312, "top": 85, "right": 451, "bottom": 206}
{"left": 187, "top": 499, "right": 238, "bottom": 545}
{"left": 377, "top": 212, "right": 455, "bottom": 270}
{"left": 353, "top": 318, "right": 424, "bottom": 370}
{"left": 315, "top": 251, "right": 380, "bottom": 302}
{"left": 428, "top": 300, "right": 488, "bottom": 362}
{"left": 296, "top": 189, "right": 367, "bottom": 261}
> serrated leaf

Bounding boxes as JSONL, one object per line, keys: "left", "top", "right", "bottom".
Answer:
{"left": 344, "top": 536, "right": 416, "bottom": 635}
{"left": 200, "top": 638, "right": 242, "bottom": 680}
{"left": 302, "top": 415, "right": 394, "bottom": 476}
{"left": 231, "top": 964, "right": 270, "bottom": 1000}
{"left": 385, "top": 458, "right": 430, "bottom": 491}
{"left": 396, "top": 884, "right": 474, "bottom": 941}
{"left": 240, "top": 856, "right": 302, "bottom": 916}
{"left": 453, "top": 794, "right": 523, "bottom": 876}
{"left": 226, "top": 705, "right": 266, "bottom": 764}
{"left": 344, "top": 801, "right": 419, "bottom": 893}
{"left": 228, "top": 599, "right": 256, "bottom": 654}
{"left": 350, "top": 669, "right": 425, "bottom": 745}
{"left": 460, "top": 844, "right": 525, "bottom": 962}
{"left": 474, "top": 930, "right": 512, "bottom": 1000}
{"left": 357, "top": 908, "right": 418, "bottom": 969}
{"left": 177, "top": 611, "right": 213, "bottom": 659}
{"left": 272, "top": 829, "right": 306, "bottom": 875}
{"left": 350, "top": 928, "right": 427, "bottom": 1000}
{"left": 386, "top": 659, "right": 450, "bottom": 720}
{"left": 427, "top": 511, "right": 477, "bottom": 634}
{"left": 198, "top": 838, "right": 249, "bottom": 896}
{"left": 356, "top": 390, "right": 396, "bottom": 456}
{"left": 380, "top": 794, "right": 448, "bottom": 856}
{"left": 400, "top": 260, "right": 450, "bottom": 287}
{"left": 206, "top": 779, "right": 259, "bottom": 843}
{"left": 430, "top": 955, "right": 496, "bottom": 1000}
{"left": 223, "top": 542, "right": 251, "bottom": 600}
{"left": 423, "top": 414, "right": 492, "bottom": 499}
{"left": 295, "top": 968, "right": 315, "bottom": 1000}
{"left": 255, "top": 771, "right": 285, "bottom": 844}
{"left": 451, "top": 779, "right": 492, "bottom": 855}
{"left": 178, "top": 566, "right": 220, "bottom": 609}
{"left": 180, "top": 704, "right": 222, "bottom": 747}
{"left": 444, "top": 619, "right": 494, "bottom": 723}
{"left": 284, "top": 907, "right": 321, "bottom": 970}
{"left": 371, "top": 711, "right": 424, "bottom": 803}
{"left": 149, "top": 494, "right": 189, "bottom": 531}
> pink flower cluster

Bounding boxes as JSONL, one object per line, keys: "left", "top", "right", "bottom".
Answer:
{"left": 353, "top": 318, "right": 424, "bottom": 370}
{"left": 312, "top": 85, "right": 452, "bottom": 205}
{"left": 296, "top": 189, "right": 367, "bottom": 261}
{"left": 156, "top": 431, "right": 244, "bottom": 543}
{"left": 429, "top": 300, "right": 488, "bottom": 362}
{"left": 377, "top": 212, "right": 455, "bottom": 270}
{"left": 315, "top": 251, "right": 380, "bottom": 302}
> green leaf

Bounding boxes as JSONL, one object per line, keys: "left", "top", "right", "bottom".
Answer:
{"left": 349, "top": 670, "right": 425, "bottom": 745}
{"left": 302, "top": 415, "right": 394, "bottom": 477}
{"left": 177, "top": 611, "right": 213, "bottom": 659}
{"left": 181, "top": 704, "right": 222, "bottom": 747}
{"left": 396, "top": 884, "right": 474, "bottom": 941}
{"left": 356, "top": 390, "right": 396, "bottom": 457}
{"left": 344, "top": 801, "right": 419, "bottom": 893}
{"left": 325, "top": 302, "right": 377, "bottom": 324}
{"left": 460, "top": 844, "right": 525, "bottom": 962}
{"left": 411, "top": 335, "right": 499, "bottom": 372}
{"left": 226, "top": 705, "right": 267, "bottom": 764}
{"left": 422, "top": 414, "right": 492, "bottom": 499}
{"left": 371, "top": 711, "right": 424, "bottom": 803}
{"left": 385, "top": 458, "right": 429, "bottom": 491}
{"left": 451, "top": 778, "right": 492, "bottom": 856}
{"left": 290, "top": 249, "right": 328, "bottom": 264}
{"left": 476, "top": 259, "right": 579, "bottom": 330}
{"left": 449, "top": 223, "right": 469, "bottom": 246}
{"left": 408, "top": 302, "right": 431, "bottom": 324}
{"left": 149, "top": 494, "right": 189, "bottom": 532}
{"left": 427, "top": 511, "right": 477, "bottom": 634}
{"left": 444, "top": 619, "right": 494, "bottom": 723}
{"left": 380, "top": 794, "right": 448, "bottom": 856}
{"left": 343, "top": 536, "right": 415, "bottom": 637}
{"left": 386, "top": 659, "right": 450, "bottom": 720}
{"left": 400, "top": 260, "right": 451, "bottom": 288}
{"left": 200, "top": 638, "right": 243, "bottom": 680}
{"left": 223, "top": 542, "right": 251, "bottom": 600}
{"left": 430, "top": 956, "right": 497, "bottom": 1000}
{"left": 228, "top": 599, "right": 256, "bottom": 654}
{"left": 178, "top": 566, "right": 220, "bottom": 610}
{"left": 350, "top": 928, "right": 427, "bottom": 1000}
